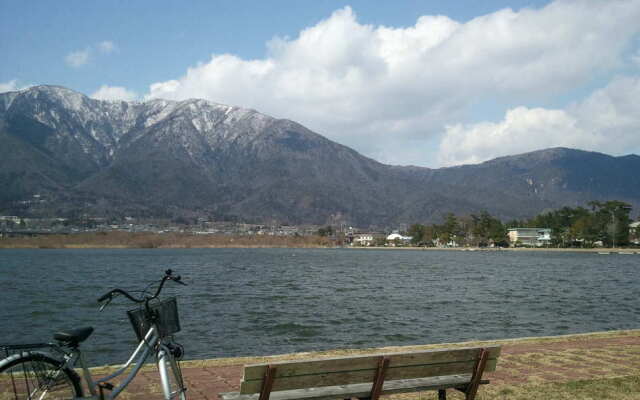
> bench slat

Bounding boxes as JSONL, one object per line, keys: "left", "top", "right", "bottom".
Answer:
{"left": 243, "top": 346, "right": 501, "bottom": 381}
{"left": 223, "top": 374, "right": 487, "bottom": 400}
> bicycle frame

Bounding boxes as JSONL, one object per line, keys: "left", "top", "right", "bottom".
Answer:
{"left": 57, "top": 325, "right": 165, "bottom": 399}
{"left": 3, "top": 270, "right": 186, "bottom": 400}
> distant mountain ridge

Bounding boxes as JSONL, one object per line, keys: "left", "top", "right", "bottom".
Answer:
{"left": 1, "top": 85, "right": 639, "bottom": 226}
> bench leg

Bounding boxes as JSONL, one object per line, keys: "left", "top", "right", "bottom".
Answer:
{"left": 465, "top": 348, "right": 489, "bottom": 400}
{"left": 438, "top": 389, "right": 446, "bottom": 400}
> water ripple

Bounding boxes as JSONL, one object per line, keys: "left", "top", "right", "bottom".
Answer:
{"left": 1, "top": 248, "right": 639, "bottom": 365}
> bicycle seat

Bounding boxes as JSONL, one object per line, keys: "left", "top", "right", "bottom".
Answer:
{"left": 54, "top": 326, "right": 94, "bottom": 346}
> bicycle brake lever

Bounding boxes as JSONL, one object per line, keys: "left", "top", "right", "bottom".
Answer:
{"left": 99, "top": 296, "right": 113, "bottom": 312}
{"left": 173, "top": 275, "right": 187, "bottom": 286}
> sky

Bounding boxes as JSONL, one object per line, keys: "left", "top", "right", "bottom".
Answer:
{"left": 2, "top": 0, "right": 640, "bottom": 168}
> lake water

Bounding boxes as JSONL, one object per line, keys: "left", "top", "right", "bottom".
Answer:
{"left": 1, "top": 248, "right": 639, "bottom": 366}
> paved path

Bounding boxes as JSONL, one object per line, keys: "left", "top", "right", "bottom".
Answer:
{"left": 112, "top": 331, "right": 640, "bottom": 399}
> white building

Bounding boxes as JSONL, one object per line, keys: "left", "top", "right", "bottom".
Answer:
{"left": 630, "top": 221, "right": 640, "bottom": 245}
{"left": 386, "top": 232, "right": 412, "bottom": 246}
{"left": 0, "top": 216, "right": 21, "bottom": 224}
{"left": 353, "top": 233, "right": 377, "bottom": 246}
{"left": 507, "top": 228, "right": 552, "bottom": 247}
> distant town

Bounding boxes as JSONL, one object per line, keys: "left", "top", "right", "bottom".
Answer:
{"left": 1, "top": 200, "right": 638, "bottom": 249}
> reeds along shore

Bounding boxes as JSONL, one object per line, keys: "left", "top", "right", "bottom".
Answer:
{"left": 0, "top": 231, "right": 333, "bottom": 249}
{"left": 2, "top": 232, "right": 640, "bottom": 251}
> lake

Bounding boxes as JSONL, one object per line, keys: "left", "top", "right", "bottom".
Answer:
{"left": 0, "top": 248, "right": 639, "bottom": 366}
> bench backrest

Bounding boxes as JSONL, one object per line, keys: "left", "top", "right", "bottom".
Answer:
{"left": 240, "top": 345, "right": 501, "bottom": 394}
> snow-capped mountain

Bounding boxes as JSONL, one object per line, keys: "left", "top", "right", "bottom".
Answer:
{"left": 1, "top": 85, "right": 639, "bottom": 225}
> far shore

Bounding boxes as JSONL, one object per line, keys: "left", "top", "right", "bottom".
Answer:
{"left": 347, "top": 246, "right": 640, "bottom": 253}
{"left": 0, "top": 231, "right": 638, "bottom": 253}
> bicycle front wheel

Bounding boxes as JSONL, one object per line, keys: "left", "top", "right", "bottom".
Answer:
{"left": 157, "top": 349, "right": 186, "bottom": 400}
{"left": 0, "top": 352, "right": 82, "bottom": 400}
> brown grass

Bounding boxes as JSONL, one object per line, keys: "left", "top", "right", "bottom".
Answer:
{"left": 386, "top": 376, "right": 640, "bottom": 400}
{"left": 0, "top": 231, "right": 333, "bottom": 249}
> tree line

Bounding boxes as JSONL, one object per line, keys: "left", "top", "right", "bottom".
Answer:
{"left": 407, "top": 201, "right": 638, "bottom": 248}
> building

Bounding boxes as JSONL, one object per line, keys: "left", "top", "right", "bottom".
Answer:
{"left": 507, "top": 228, "right": 552, "bottom": 247}
{"left": 352, "top": 233, "right": 375, "bottom": 246}
{"left": 0, "top": 216, "right": 21, "bottom": 224}
{"left": 630, "top": 221, "right": 640, "bottom": 245}
{"left": 386, "top": 232, "right": 412, "bottom": 246}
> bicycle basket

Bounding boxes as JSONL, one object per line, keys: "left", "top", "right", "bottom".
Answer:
{"left": 127, "top": 297, "right": 180, "bottom": 341}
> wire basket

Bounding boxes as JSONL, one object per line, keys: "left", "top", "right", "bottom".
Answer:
{"left": 127, "top": 297, "right": 180, "bottom": 341}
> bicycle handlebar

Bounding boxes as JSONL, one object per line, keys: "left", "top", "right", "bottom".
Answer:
{"left": 97, "top": 269, "right": 185, "bottom": 305}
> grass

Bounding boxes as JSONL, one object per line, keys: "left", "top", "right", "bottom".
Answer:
{"left": 0, "top": 231, "right": 332, "bottom": 249}
{"left": 389, "top": 376, "right": 640, "bottom": 400}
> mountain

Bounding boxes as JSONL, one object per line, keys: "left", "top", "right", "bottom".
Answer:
{"left": 1, "top": 85, "right": 639, "bottom": 226}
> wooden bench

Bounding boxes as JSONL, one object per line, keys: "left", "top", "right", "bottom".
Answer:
{"left": 220, "top": 345, "right": 501, "bottom": 400}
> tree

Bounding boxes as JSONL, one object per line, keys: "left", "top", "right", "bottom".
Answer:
{"left": 317, "top": 226, "right": 334, "bottom": 237}
{"left": 407, "top": 224, "right": 426, "bottom": 245}
{"left": 589, "top": 201, "right": 632, "bottom": 247}
{"left": 470, "top": 211, "right": 505, "bottom": 246}
{"left": 438, "top": 213, "right": 459, "bottom": 245}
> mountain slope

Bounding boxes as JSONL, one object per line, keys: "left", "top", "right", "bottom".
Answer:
{"left": 1, "top": 85, "right": 639, "bottom": 225}
{"left": 428, "top": 148, "right": 640, "bottom": 217}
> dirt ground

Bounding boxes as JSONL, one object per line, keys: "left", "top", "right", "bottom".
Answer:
{"left": 100, "top": 329, "right": 640, "bottom": 399}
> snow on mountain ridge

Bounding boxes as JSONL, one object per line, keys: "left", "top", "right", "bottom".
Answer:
{"left": 0, "top": 85, "right": 279, "bottom": 151}
{"left": 1, "top": 85, "right": 313, "bottom": 170}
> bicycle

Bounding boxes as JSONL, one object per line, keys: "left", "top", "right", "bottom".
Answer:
{"left": 0, "top": 269, "right": 187, "bottom": 400}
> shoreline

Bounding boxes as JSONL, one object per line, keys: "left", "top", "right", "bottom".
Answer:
{"left": 1, "top": 243, "right": 638, "bottom": 253}
{"left": 346, "top": 246, "right": 640, "bottom": 254}
{"left": 1, "top": 231, "right": 638, "bottom": 252}
{"left": 180, "top": 328, "right": 640, "bottom": 368}
{"left": 89, "top": 328, "right": 640, "bottom": 371}
{"left": 78, "top": 328, "right": 640, "bottom": 400}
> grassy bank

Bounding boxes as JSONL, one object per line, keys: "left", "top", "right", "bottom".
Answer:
{"left": 0, "top": 231, "right": 332, "bottom": 249}
{"left": 468, "top": 376, "right": 640, "bottom": 400}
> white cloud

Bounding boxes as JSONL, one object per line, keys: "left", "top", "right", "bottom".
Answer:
{"left": 438, "top": 76, "right": 640, "bottom": 166}
{"left": 145, "top": 1, "right": 640, "bottom": 166}
{"left": 65, "top": 48, "right": 90, "bottom": 68}
{"left": 0, "top": 79, "right": 23, "bottom": 93}
{"left": 91, "top": 85, "right": 138, "bottom": 101}
{"left": 98, "top": 41, "right": 117, "bottom": 54}
{"left": 65, "top": 41, "right": 117, "bottom": 68}
{"left": 0, "top": 79, "right": 33, "bottom": 93}
{"left": 632, "top": 49, "right": 640, "bottom": 68}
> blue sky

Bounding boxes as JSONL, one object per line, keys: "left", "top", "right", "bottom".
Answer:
{"left": 1, "top": 1, "right": 550, "bottom": 95}
{"left": 2, "top": 0, "right": 640, "bottom": 167}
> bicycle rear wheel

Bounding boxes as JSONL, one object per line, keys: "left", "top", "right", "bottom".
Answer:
{"left": 157, "top": 348, "right": 186, "bottom": 400}
{"left": 0, "top": 352, "right": 82, "bottom": 399}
